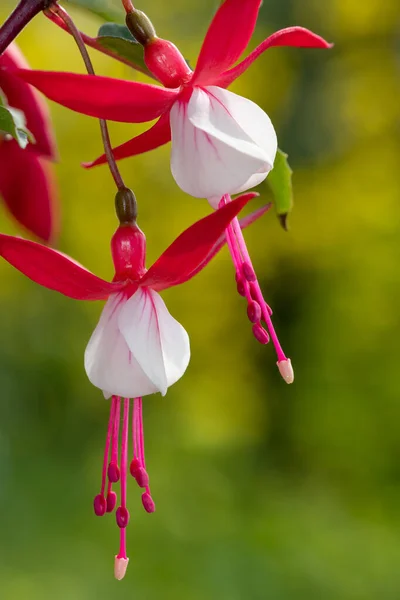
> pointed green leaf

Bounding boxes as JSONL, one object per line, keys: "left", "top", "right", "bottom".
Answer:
{"left": 0, "top": 92, "right": 33, "bottom": 149}
{"left": 266, "top": 148, "right": 293, "bottom": 231}
{"left": 65, "top": 0, "right": 123, "bottom": 22}
{"left": 96, "top": 23, "right": 154, "bottom": 78}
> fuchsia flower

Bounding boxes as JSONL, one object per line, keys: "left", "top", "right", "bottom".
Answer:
{"left": 14, "top": 0, "right": 331, "bottom": 201}
{"left": 0, "top": 44, "right": 58, "bottom": 242}
{"left": 0, "top": 192, "right": 262, "bottom": 579}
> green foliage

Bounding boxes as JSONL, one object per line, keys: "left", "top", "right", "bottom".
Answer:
{"left": 266, "top": 148, "right": 293, "bottom": 230}
{"left": 0, "top": 92, "right": 33, "bottom": 149}
{"left": 65, "top": 0, "right": 123, "bottom": 22}
{"left": 96, "top": 23, "right": 154, "bottom": 77}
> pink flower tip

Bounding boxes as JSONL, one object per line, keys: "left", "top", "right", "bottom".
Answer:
{"left": 277, "top": 359, "right": 294, "bottom": 384}
{"left": 114, "top": 556, "right": 129, "bottom": 580}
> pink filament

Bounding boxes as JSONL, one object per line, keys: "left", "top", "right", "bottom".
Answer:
{"left": 220, "top": 195, "right": 287, "bottom": 362}
{"left": 101, "top": 396, "right": 116, "bottom": 496}
{"left": 111, "top": 397, "right": 121, "bottom": 465}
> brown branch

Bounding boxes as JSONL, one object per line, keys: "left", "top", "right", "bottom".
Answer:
{"left": 0, "top": 0, "right": 50, "bottom": 54}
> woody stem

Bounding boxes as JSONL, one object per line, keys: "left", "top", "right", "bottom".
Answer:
{"left": 0, "top": 0, "right": 50, "bottom": 54}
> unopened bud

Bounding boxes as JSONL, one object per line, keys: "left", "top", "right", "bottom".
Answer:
{"left": 142, "top": 492, "right": 156, "bottom": 513}
{"left": 115, "top": 187, "right": 137, "bottom": 225}
{"left": 134, "top": 467, "right": 149, "bottom": 488}
{"left": 125, "top": 9, "right": 156, "bottom": 46}
{"left": 277, "top": 359, "right": 294, "bottom": 384}
{"left": 247, "top": 300, "right": 261, "bottom": 323}
{"left": 252, "top": 323, "right": 270, "bottom": 344}
{"left": 93, "top": 494, "right": 107, "bottom": 516}
{"left": 108, "top": 461, "right": 120, "bottom": 483}
{"left": 116, "top": 506, "right": 130, "bottom": 528}
{"left": 114, "top": 556, "right": 129, "bottom": 580}
{"left": 106, "top": 491, "right": 117, "bottom": 513}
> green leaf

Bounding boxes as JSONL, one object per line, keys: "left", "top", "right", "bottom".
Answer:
{"left": 96, "top": 23, "right": 154, "bottom": 78}
{"left": 266, "top": 148, "right": 293, "bottom": 231}
{"left": 65, "top": 0, "right": 123, "bottom": 22}
{"left": 98, "top": 22, "right": 135, "bottom": 41}
{"left": 0, "top": 93, "right": 33, "bottom": 149}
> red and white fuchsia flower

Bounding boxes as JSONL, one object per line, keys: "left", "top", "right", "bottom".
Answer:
{"left": 0, "top": 192, "right": 261, "bottom": 579}
{"left": 13, "top": 0, "right": 331, "bottom": 201}
{"left": 0, "top": 44, "right": 58, "bottom": 242}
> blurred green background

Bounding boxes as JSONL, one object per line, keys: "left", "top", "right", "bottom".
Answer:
{"left": 1, "top": 0, "right": 400, "bottom": 598}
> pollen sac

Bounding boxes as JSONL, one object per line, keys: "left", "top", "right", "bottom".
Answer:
{"left": 236, "top": 277, "right": 247, "bottom": 297}
{"left": 142, "top": 492, "right": 156, "bottom": 513}
{"left": 242, "top": 262, "right": 256, "bottom": 282}
{"left": 134, "top": 467, "right": 150, "bottom": 488}
{"left": 252, "top": 323, "right": 270, "bottom": 345}
{"left": 93, "top": 494, "right": 107, "bottom": 516}
{"left": 247, "top": 300, "right": 261, "bottom": 323}
{"left": 106, "top": 491, "right": 117, "bottom": 513}
{"left": 108, "top": 461, "right": 120, "bottom": 483}
{"left": 116, "top": 506, "right": 130, "bottom": 528}
{"left": 129, "top": 457, "right": 140, "bottom": 477}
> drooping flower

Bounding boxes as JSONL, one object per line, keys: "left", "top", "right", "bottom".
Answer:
{"left": 13, "top": 0, "right": 331, "bottom": 200}
{"left": 0, "top": 44, "right": 58, "bottom": 242}
{"left": 0, "top": 192, "right": 263, "bottom": 578}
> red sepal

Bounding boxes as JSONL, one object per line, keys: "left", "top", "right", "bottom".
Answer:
{"left": 192, "top": 0, "right": 262, "bottom": 86}
{"left": 0, "top": 234, "right": 124, "bottom": 300}
{"left": 83, "top": 112, "right": 171, "bottom": 169}
{"left": 141, "top": 193, "right": 255, "bottom": 291}
{"left": 215, "top": 27, "right": 333, "bottom": 88}
{"left": 14, "top": 69, "right": 179, "bottom": 123}
{"left": 0, "top": 141, "right": 58, "bottom": 243}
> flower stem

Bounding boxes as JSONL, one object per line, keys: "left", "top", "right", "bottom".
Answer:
{"left": 47, "top": 3, "right": 126, "bottom": 190}
{"left": 0, "top": 0, "right": 50, "bottom": 54}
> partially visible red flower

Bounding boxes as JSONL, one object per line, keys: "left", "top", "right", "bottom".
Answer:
{"left": 0, "top": 44, "right": 58, "bottom": 242}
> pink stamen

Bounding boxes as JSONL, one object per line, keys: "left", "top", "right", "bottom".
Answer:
{"left": 219, "top": 194, "right": 293, "bottom": 381}
{"left": 96, "top": 396, "right": 156, "bottom": 578}
{"left": 93, "top": 396, "right": 116, "bottom": 516}
{"left": 108, "top": 397, "right": 121, "bottom": 482}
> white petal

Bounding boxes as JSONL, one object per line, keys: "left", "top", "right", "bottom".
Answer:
{"left": 84, "top": 293, "right": 159, "bottom": 398}
{"left": 170, "top": 86, "right": 277, "bottom": 199}
{"left": 118, "top": 288, "right": 190, "bottom": 396}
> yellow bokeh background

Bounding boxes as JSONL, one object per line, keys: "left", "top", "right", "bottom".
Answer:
{"left": 1, "top": 0, "right": 400, "bottom": 598}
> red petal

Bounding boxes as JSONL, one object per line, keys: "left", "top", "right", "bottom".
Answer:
{"left": 0, "top": 141, "right": 58, "bottom": 242}
{"left": 0, "top": 233, "right": 124, "bottom": 300}
{"left": 14, "top": 69, "right": 179, "bottom": 123}
{"left": 0, "top": 45, "right": 57, "bottom": 159}
{"left": 215, "top": 27, "right": 333, "bottom": 87}
{"left": 192, "top": 0, "right": 262, "bottom": 85}
{"left": 174, "top": 200, "right": 271, "bottom": 286}
{"left": 141, "top": 193, "right": 255, "bottom": 291}
{"left": 83, "top": 112, "right": 171, "bottom": 169}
